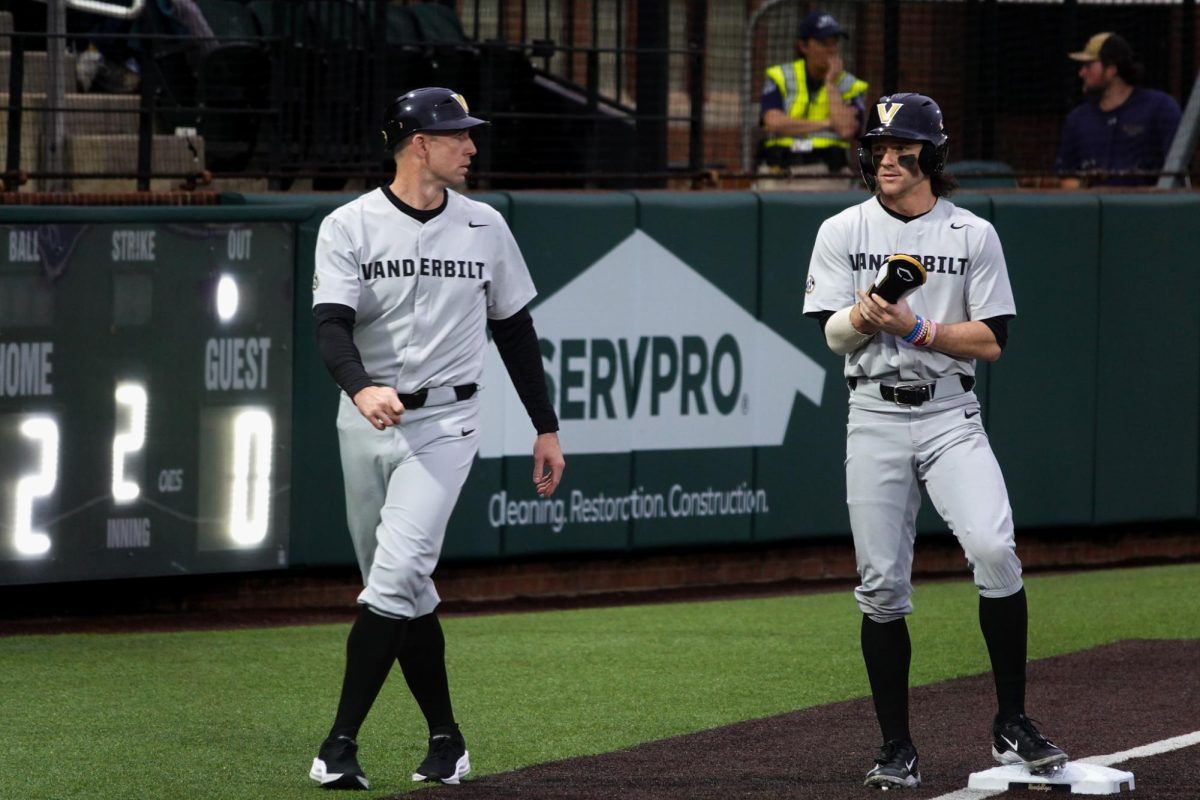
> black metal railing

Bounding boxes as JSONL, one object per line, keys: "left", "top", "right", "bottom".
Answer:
{"left": 2, "top": 0, "right": 1196, "bottom": 193}
{"left": 1, "top": 0, "right": 707, "bottom": 192}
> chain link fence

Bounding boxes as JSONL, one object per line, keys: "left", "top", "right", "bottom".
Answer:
{"left": 0, "top": 0, "right": 1195, "bottom": 194}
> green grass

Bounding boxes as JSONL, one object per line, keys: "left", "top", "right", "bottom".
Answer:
{"left": 2, "top": 562, "right": 1197, "bottom": 799}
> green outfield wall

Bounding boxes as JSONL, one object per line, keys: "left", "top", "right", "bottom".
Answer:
{"left": 265, "top": 190, "right": 1198, "bottom": 567}
{"left": 0, "top": 192, "right": 1193, "bottom": 583}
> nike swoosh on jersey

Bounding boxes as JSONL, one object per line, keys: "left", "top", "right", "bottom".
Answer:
{"left": 965, "top": 410, "right": 980, "bottom": 418}
{"left": 950, "top": 222, "right": 970, "bottom": 229}
{"left": 468, "top": 221, "right": 489, "bottom": 228}
{"left": 461, "top": 428, "right": 476, "bottom": 436}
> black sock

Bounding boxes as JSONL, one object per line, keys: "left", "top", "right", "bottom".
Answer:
{"left": 979, "top": 588, "right": 1028, "bottom": 721}
{"left": 397, "top": 611, "right": 457, "bottom": 734}
{"left": 328, "top": 605, "right": 408, "bottom": 741}
{"left": 861, "top": 615, "right": 912, "bottom": 744}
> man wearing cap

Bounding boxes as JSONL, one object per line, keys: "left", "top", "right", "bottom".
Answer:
{"left": 757, "top": 9, "right": 869, "bottom": 190}
{"left": 1056, "top": 32, "right": 1181, "bottom": 187}
{"left": 307, "top": 87, "right": 564, "bottom": 789}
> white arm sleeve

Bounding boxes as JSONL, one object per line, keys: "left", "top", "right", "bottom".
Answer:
{"left": 825, "top": 305, "right": 874, "bottom": 354}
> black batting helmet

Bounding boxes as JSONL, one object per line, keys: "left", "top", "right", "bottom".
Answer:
{"left": 381, "top": 87, "right": 488, "bottom": 152}
{"left": 857, "top": 92, "right": 949, "bottom": 191}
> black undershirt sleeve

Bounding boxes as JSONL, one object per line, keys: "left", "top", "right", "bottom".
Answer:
{"left": 980, "top": 315, "right": 1012, "bottom": 350}
{"left": 488, "top": 306, "right": 559, "bottom": 435}
{"left": 806, "top": 309, "right": 835, "bottom": 331}
{"left": 313, "top": 303, "right": 375, "bottom": 398}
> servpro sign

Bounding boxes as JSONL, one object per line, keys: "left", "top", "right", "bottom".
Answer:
{"left": 477, "top": 230, "right": 825, "bottom": 456}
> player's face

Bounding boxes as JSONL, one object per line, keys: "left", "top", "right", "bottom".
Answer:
{"left": 425, "top": 129, "right": 478, "bottom": 185}
{"left": 871, "top": 138, "right": 927, "bottom": 199}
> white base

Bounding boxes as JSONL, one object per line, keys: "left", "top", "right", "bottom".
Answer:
{"left": 968, "top": 762, "right": 1135, "bottom": 795}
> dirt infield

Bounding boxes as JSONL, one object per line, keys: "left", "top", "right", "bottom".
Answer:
{"left": 415, "top": 640, "right": 1199, "bottom": 799}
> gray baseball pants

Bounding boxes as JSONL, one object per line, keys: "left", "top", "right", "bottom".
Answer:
{"left": 336, "top": 392, "right": 480, "bottom": 619}
{"left": 846, "top": 377, "right": 1023, "bottom": 623}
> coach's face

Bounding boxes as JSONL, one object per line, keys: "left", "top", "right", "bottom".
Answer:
{"left": 871, "top": 138, "right": 926, "bottom": 198}
{"left": 421, "top": 129, "right": 478, "bottom": 185}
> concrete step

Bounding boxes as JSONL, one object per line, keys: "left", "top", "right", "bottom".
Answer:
{"left": 0, "top": 50, "right": 78, "bottom": 95}
{"left": 67, "top": 133, "right": 206, "bottom": 192}
{"left": 0, "top": 92, "right": 140, "bottom": 135}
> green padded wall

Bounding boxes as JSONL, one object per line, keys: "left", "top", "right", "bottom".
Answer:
{"left": 630, "top": 193, "right": 761, "bottom": 546}
{"left": 214, "top": 190, "right": 1200, "bottom": 567}
{"left": 502, "top": 193, "right": 639, "bottom": 555}
{"left": 289, "top": 197, "right": 369, "bottom": 568}
{"left": 1093, "top": 195, "right": 1200, "bottom": 523}
{"left": 989, "top": 194, "right": 1099, "bottom": 527}
{"left": 755, "top": 193, "right": 861, "bottom": 540}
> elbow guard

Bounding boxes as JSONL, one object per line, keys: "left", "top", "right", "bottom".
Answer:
{"left": 825, "top": 305, "right": 875, "bottom": 355}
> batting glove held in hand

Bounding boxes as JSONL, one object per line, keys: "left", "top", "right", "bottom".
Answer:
{"left": 869, "top": 254, "right": 927, "bottom": 304}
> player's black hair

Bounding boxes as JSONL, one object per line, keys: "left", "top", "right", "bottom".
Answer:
{"left": 931, "top": 170, "right": 959, "bottom": 197}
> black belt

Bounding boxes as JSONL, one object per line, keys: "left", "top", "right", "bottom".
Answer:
{"left": 397, "top": 384, "right": 477, "bottom": 410}
{"left": 880, "top": 384, "right": 935, "bottom": 405}
{"left": 848, "top": 376, "right": 975, "bottom": 407}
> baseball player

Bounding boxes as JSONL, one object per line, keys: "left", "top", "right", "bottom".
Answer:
{"left": 802, "top": 93, "right": 1067, "bottom": 790}
{"left": 308, "top": 87, "right": 564, "bottom": 790}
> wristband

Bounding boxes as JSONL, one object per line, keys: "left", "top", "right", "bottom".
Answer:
{"left": 902, "top": 315, "right": 926, "bottom": 344}
{"left": 923, "top": 320, "right": 938, "bottom": 347}
{"left": 903, "top": 315, "right": 938, "bottom": 348}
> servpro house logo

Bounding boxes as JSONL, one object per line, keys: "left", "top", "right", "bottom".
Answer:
{"left": 477, "top": 230, "right": 825, "bottom": 457}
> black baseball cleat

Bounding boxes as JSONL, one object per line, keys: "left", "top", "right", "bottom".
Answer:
{"left": 412, "top": 730, "right": 471, "bottom": 785}
{"left": 992, "top": 714, "right": 1069, "bottom": 774}
{"left": 864, "top": 739, "right": 921, "bottom": 791}
{"left": 309, "top": 734, "right": 370, "bottom": 790}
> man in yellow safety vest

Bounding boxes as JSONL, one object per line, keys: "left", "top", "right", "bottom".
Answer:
{"left": 757, "top": 10, "right": 869, "bottom": 190}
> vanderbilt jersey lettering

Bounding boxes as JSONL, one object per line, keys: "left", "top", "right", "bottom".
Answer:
{"left": 313, "top": 187, "right": 536, "bottom": 392}
{"left": 803, "top": 197, "right": 1015, "bottom": 382}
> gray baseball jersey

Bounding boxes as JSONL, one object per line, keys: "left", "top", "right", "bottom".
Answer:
{"left": 314, "top": 187, "right": 537, "bottom": 618}
{"left": 804, "top": 196, "right": 1023, "bottom": 622}
{"left": 314, "top": 188, "right": 536, "bottom": 391}
{"left": 803, "top": 196, "right": 1015, "bottom": 380}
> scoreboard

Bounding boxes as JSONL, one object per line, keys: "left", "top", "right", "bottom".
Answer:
{"left": 0, "top": 222, "right": 294, "bottom": 585}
